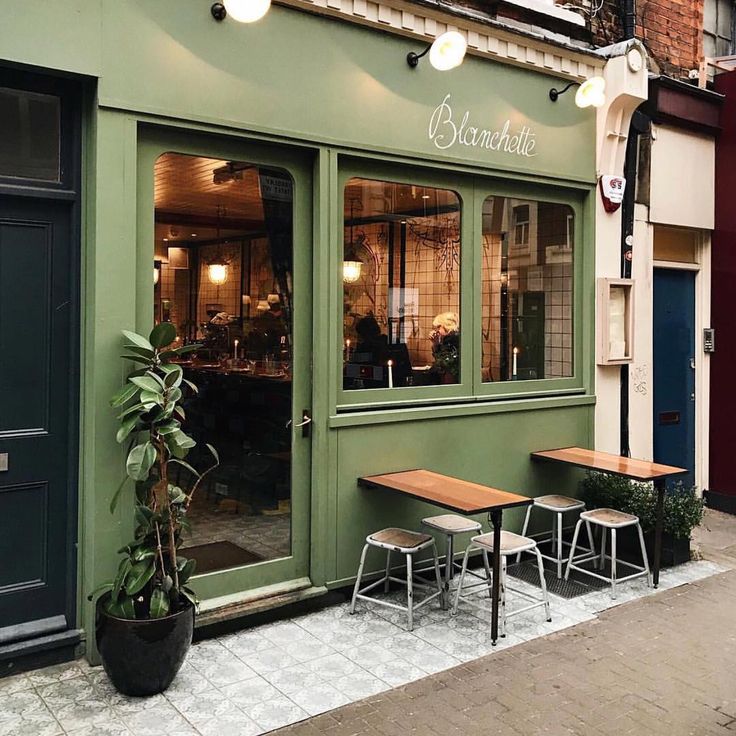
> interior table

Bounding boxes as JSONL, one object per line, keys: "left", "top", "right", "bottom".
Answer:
{"left": 530, "top": 447, "right": 688, "bottom": 587}
{"left": 358, "top": 469, "right": 532, "bottom": 645}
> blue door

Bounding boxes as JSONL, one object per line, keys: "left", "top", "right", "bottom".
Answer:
{"left": 653, "top": 269, "right": 696, "bottom": 487}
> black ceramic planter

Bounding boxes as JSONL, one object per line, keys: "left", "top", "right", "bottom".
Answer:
{"left": 97, "top": 598, "right": 194, "bottom": 696}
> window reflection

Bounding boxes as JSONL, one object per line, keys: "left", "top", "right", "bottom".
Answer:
{"left": 482, "top": 196, "right": 574, "bottom": 382}
{"left": 343, "top": 178, "right": 461, "bottom": 390}
{"left": 153, "top": 153, "right": 294, "bottom": 572}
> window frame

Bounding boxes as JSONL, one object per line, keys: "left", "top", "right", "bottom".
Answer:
{"left": 334, "top": 157, "right": 589, "bottom": 412}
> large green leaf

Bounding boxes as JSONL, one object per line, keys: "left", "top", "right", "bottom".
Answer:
{"left": 178, "top": 558, "right": 197, "bottom": 585}
{"left": 149, "top": 587, "right": 171, "bottom": 618}
{"left": 179, "top": 586, "right": 198, "bottom": 610}
{"left": 106, "top": 595, "right": 137, "bottom": 619}
{"left": 86, "top": 582, "right": 113, "bottom": 602}
{"left": 126, "top": 560, "right": 156, "bottom": 595}
{"left": 206, "top": 444, "right": 220, "bottom": 464}
{"left": 155, "top": 421, "right": 180, "bottom": 436}
{"left": 150, "top": 322, "right": 176, "bottom": 349}
{"left": 130, "top": 375, "right": 163, "bottom": 394}
{"left": 166, "top": 387, "right": 183, "bottom": 406}
{"left": 164, "top": 367, "right": 183, "bottom": 389}
{"left": 121, "top": 354, "right": 153, "bottom": 365}
{"left": 171, "top": 430, "right": 195, "bottom": 450}
{"left": 116, "top": 415, "right": 139, "bottom": 444}
{"left": 124, "top": 344, "right": 156, "bottom": 360}
{"left": 140, "top": 389, "right": 164, "bottom": 406}
{"left": 109, "top": 475, "right": 130, "bottom": 514}
{"left": 112, "top": 558, "right": 133, "bottom": 602}
{"left": 118, "top": 402, "right": 154, "bottom": 420}
{"left": 126, "top": 442, "right": 156, "bottom": 481}
{"left": 182, "top": 379, "right": 199, "bottom": 395}
{"left": 110, "top": 383, "right": 138, "bottom": 408}
{"left": 168, "top": 458, "right": 200, "bottom": 478}
{"left": 122, "top": 330, "right": 154, "bottom": 352}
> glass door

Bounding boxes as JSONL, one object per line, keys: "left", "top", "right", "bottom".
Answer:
{"left": 141, "top": 134, "right": 312, "bottom": 600}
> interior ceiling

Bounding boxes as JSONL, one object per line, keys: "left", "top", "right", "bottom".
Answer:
{"left": 344, "top": 178, "right": 460, "bottom": 220}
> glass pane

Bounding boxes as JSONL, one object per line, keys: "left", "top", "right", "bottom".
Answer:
{"left": 343, "top": 177, "right": 461, "bottom": 390}
{"left": 154, "top": 152, "right": 294, "bottom": 572}
{"left": 481, "top": 196, "right": 574, "bottom": 382}
{"left": 0, "top": 87, "right": 60, "bottom": 181}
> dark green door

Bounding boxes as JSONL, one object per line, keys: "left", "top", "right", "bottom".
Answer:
{"left": 0, "top": 70, "right": 80, "bottom": 643}
{"left": 0, "top": 197, "right": 77, "bottom": 636}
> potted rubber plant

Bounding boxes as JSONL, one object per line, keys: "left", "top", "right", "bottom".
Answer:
{"left": 89, "top": 323, "right": 218, "bottom": 696}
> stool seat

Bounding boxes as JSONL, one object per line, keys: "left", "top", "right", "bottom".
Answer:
{"left": 472, "top": 531, "right": 536, "bottom": 556}
{"left": 581, "top": 508, "right": 639, "bottom": 528}
{"left": 534, "top": 494, "right": 585, "bottom": 511}
{"left": 422, "top": 514, "right": 482, "bottom": 534}
{"left": 369, "top": 528, "right": 433, "bottom": 552}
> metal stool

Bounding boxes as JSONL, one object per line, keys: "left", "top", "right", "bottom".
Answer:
{"left": 453, "top": 531, "right": 551, "bottom": 636}
{"left": 350, "top": 528, "right": 444, "bottom": 631}
{"left": 421, "top": 514, "right": 482, "bottom": 601}
{"left": 517, "top": 494, "right": 595, "bottom": 578}
{"left": 565, "top": 508, "right": 652, "bottom": 598}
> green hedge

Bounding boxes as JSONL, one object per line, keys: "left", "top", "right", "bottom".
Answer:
{"left": 579, "top": 473, "right": 704, "bottom": 540}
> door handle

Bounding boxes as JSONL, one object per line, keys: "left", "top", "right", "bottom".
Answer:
{"left": 689, "top": 358, "right": 696, "bottom": 370}
{"left": 287, "top": 410, "right": 312, "bottom": 438}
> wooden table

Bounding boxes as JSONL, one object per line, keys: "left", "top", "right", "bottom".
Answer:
{"left": 358, "top": 469, "right": 532, "bottom": 645}
{"left": 530, "top": 447, "right": 688, "bottom": 587}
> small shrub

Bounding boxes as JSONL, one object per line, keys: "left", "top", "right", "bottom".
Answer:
{"left": 579, "top": 472, "right": 704, "bottom": 539}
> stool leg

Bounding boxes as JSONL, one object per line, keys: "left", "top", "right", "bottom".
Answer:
{"left": 585, "top": 519, "right": 596, "bottom": 558}
{"left": 637, "top": 523, "right": 652, "bottom": 587}
{"left": 533, "top": 545, "right": 551, "bottom": 622}
{"left": 599, "top": 528, "right": 607, "bottom": 570}
{"left": 445, "top": 534, "right": 454, "bottom": 588}
{"left": 556, "top": 511, "right": 563, "bottom": 579}
{"left": 452, "top": 545, "right": 471, "bottom": 615}
{"left": 406, "top": 553, "right": 414, "bottom": 631}
{"left": 432, "top": 541, "right": 446, "bottom": 611}
{"left": 516, "top": 504, "right": 533, "bottom": 565}
{"left": 500, "top": 557, "right": 507, "bottom": 637}
{"left": 350, "top": 544, "right": 369, "bottom": 614}
{"left": 384, "top": 550, "right": 392, "bottom": 593}
{"left": 564, "top": 519, "right": 583, "bottom": 580}
{"left": 482, "top": 550, "right": 493, "bottom": 598}
{"left": 611, "top": 529, "right": 617, "bottom": 599}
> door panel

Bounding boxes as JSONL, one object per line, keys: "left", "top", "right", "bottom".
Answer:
{"left": 0, "top": 197, "right": 75, "bottom": 632}
{"left": 653, "top": 269, "right": 696, "bottom": 487}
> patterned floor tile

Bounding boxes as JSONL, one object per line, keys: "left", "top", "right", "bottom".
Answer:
{"left": 185, "top": 710, "right": 261, "bottom": 736}
{"left": 242, "top": 646, "right": 300, "bottom": 676}
{"left": 0, "top": 711, "right": 63, "bottom": 736}
{"left": 65, "top": 722, "right": 133, "bottom": 736}
{"left": 341, "top": 640, "right": 397, "bottom": 668}
{"left": 286, "top": 682, "right": 351, "bottom": 717}
{"left": 361, "top": 659, "right": 429, "bottom": 687}
{"left": 0, "top": 673, "right": 33, "bottom": 695}
{"left": 119, "top": 702, "right": 199, "bottom": 736}
{"left": 220, "top": 676, "right": 281, "bottom": 709}
{"left": 332, "top": 670, "right": 391, "bottom": 701}
{"left": 0, "top": 690, "right": 54, "bottom": 721}
{"left": 27, "top": 663, "right": 87, "bottom": 688}
{"left": 247, "top": 695, "right": 309, "bottom": 732}
{"left": 263, "top": 663, "right": 325, "bottom": 695}
{"left": 302, "top": 653, "right": 362, "bottom": 680}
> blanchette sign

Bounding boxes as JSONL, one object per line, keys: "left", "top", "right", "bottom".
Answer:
{"left": 428, "top": 94, "right": 537, "bottom": 158}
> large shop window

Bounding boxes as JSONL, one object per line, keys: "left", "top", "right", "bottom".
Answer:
{"left": 342, "top": 177, "right": 461, "bottom": 391}
{"left": 481, "top": 196, "right": 574, "bottom": 383}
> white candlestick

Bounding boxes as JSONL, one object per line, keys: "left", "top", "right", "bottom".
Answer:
{"left": 512, "top": 347, "right": 518, "bottom": 379}
{"left": 234, "top": 339, "right": 239, "bottom": 360}
{"left": 388, "top": 359, "right": 394, "bottom": 389}
{"left": 345, "top": 339, "right": 351, "bottom": 361}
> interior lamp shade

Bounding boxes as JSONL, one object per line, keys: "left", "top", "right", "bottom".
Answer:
{"left": 208, "top": 263, "right": 229, "bottom": 285}
{"left": 343, "top": 260, "right": 362, "bottom": 284}
{"left": 153, "top": 267, "right": 160, "bottom": 285}
{"left": 429, "top": 31, "right": 467, "bottom": 71}
{"left": 224, "top": 0, "right": 271, "bottom": 23}
{"left": 575, "top": 76, "right": 606, "bottom": 108}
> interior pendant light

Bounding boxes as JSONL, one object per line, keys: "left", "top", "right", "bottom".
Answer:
{"left": 211, "top": 0, "right": 271, "bottom": 23}
{"left": 343, "top": 200, "right": 362, "bottom": 284}
{"left": 153, "top": 267, "right": 160, "bottom": 285}
{"left": 208, "top": 262, "right": 229, "bottom": 286}
{"left": 407, "top": 31, "right": 467, "bottom": 71}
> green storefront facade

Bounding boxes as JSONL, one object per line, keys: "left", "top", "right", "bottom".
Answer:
{"left": 0, "top": 0, "right": 598, "bottom": 664}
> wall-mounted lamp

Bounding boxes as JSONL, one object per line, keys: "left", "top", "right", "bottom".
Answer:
{"left": 208, "top": 262, "right": 229, "bottom": 285}
{"left": 549, "top": 76, "right": 606, "bottom": 108}
{"left": 407, "top": 31, "right": 467, "bottom": 71}
{"left": 211, "top": 0, "right": 271, "bottom": 23}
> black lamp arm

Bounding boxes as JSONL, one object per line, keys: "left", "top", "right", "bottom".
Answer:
{"left": 549, "top": 81, "right": 580, "bottom": 102}
{"left": 407, "top": 44, "right": 431, "bottom": 68}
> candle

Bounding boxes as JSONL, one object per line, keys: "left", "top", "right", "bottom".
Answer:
{"left": 388, "top": 359, "right": 394, "bottom": 389}
{"left": 234, "top": 339, "right": 239, "bottom": 360}
{"left": 345, "top": 339, "right": 351, "bottom": 361}
{"left": 512, "top": 347, "right": 518, "bottom": 379}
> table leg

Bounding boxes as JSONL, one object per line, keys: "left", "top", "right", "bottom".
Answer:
{"left": 653, "top": 478, "right": 665, "bottom": 588}
{"left": 490, "top": 509, "right": 502, "bottom": 645}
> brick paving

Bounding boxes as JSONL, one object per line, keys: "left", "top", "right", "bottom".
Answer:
{"left": 275, "top": 568, "right": 736, "bottom": 736}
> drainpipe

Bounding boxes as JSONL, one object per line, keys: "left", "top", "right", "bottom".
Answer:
{"left": 623, "top": 0, "right": 636, "bottom": 43}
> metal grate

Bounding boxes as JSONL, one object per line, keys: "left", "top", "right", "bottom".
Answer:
{"left": 506, "top": 560, "right": 609, "bottom": 599}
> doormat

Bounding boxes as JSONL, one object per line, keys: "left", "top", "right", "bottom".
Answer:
{"left": 506, "top": 560, "right": 609, "bottom": 599}
{"left": 183, "top": 541, "right": 264, "bottom": 575}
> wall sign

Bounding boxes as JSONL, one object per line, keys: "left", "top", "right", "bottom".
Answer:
{"left": 428, "top": 94, "right": 537, "bottom": 158}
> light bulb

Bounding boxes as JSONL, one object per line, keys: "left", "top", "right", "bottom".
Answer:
{"left": 208, "top": 263, "right": 228, "bottom": 285}
{"left": 224, "top": 0, "right": 271, "bottom": 23}
{"left": 153, "top": 267, "right": 160, "bottom": 285}
{"left": 429, "top": 31, "right": 467, "bottom": 71}
{"left": 575, "top": 76, "right": 606, "bottom": 108}
{"left": 343, "top": 260, "right": 362, "bottom": 284}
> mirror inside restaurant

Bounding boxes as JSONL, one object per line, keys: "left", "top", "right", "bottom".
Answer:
{"left": 342, "top": 178, "right": 461, "bottom": 390}
{"left": 153, "top": 152, "right": 294, "bottom": 573}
